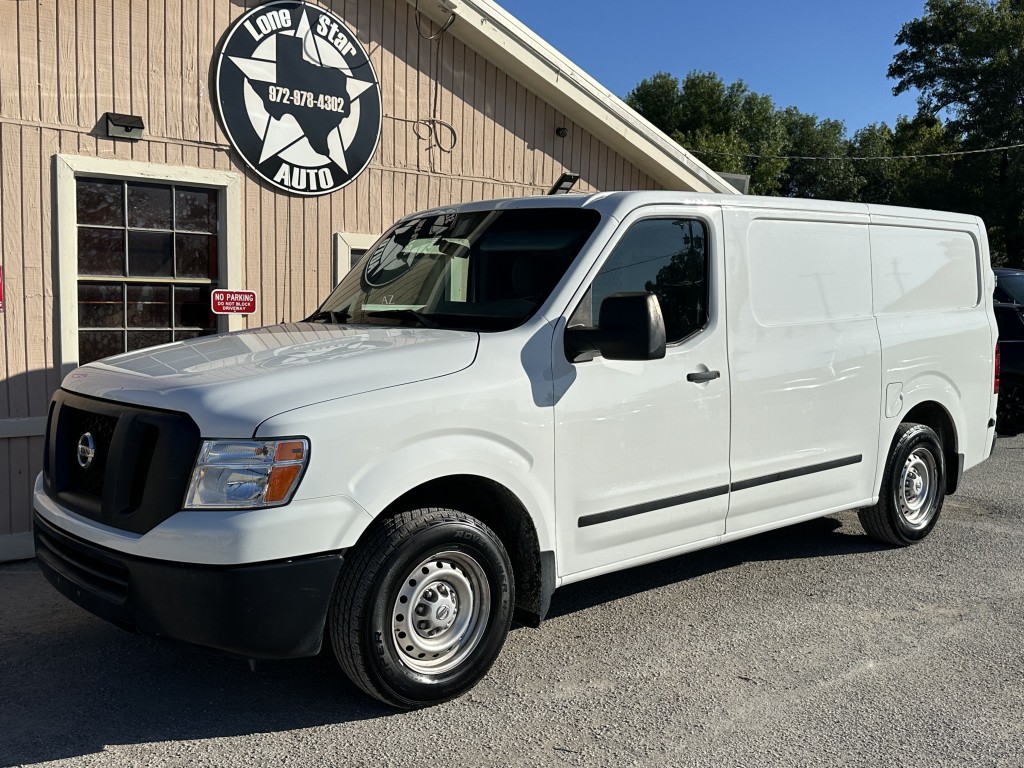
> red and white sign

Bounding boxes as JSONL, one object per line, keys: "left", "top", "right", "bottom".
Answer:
{"left": 211, "top": 289, "right": 257, "bottom": 315}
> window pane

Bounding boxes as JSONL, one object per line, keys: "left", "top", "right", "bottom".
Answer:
{"left": 78, "top": 228, "right": 125, "bottom": 276}
{"left": 78, "top": 283, "right": 123, "bottom": 327}
{"left": 572, "top": 218, "right": 708, "bottom": 343}
{"left": 996, "top": 273, "right": 1024, "bottom": 304}
{"left": 176, "top": 187, "right": 218, "bottom": 232}
{"left": 126, "top": 285, "right": 170, "bottom": 327}
{"left": 77, "top": 179, "right": 123, "bottom": 227}
{"left": 174, "top": 285, "right": 215, "bottom": 329}
{"left": 643, "top": 219, "right": 707, "bottom": 341}
{"left": 127, "top": 183, "right": 173, "bottom": 230}
{"left": 128, "top": 231, "right": 174, "bottom": 277}
{"left": 79, "top": 330, "right": 124, "bottom": 364}
{"left": 127, "top": 330, "right": 172, "bottom": 352}
{"left": 176, "top": 234, "right": 218, "bottom": 279}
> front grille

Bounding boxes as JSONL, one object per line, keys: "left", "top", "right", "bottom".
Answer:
{"left": 63, "top": 406, "right": 118, "bottom": 498}
{"left": 44, "top": 390, "right": 202, "bottom": 534}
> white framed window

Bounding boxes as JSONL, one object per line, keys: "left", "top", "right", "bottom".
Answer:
{"left": 332, "top": 232, "right": 378, "bottom": 286}
{"left": 55, "top": 155, "right": 241, "bottom": 374}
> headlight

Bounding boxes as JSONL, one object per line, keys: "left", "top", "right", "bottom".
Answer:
{"left": 184, "top": 438, "right": 309, "bottom": 509}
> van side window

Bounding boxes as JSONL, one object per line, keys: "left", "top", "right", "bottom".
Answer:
{"left": 570, "top": 218, "right": 709, "bottom": 343}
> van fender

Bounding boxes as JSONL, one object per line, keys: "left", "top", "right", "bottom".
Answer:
{"left": 875, "top": 374, "right": 965, "bottom": 496}
{"left": 344, "top": 429, "right": 556, "bottom": 553}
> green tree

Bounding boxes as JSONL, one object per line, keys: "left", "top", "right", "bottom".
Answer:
{"left": 851, "top": 116, "right": 962, "bottom": 209}
{"left": 672, "top": 128, "right": 748, "bottom": 176}
{"left": 889, "top": 0, "right": 1024, "bottom": 265}
{"left": 851, "top": 123, "right": 898, "bottom": 204}
{"left": 779, "top": 109, "right": 862, "bottom": 200}
{"left": 734, "top": 90, "right": 787, "bottom": 196}
{"left": 891, "top": 115, "right": 962, "bottom": 211}
{"left": 625, "top": 72, "right": 683, "bottom": 136}
{"left": 628, "top": 71, "right": 788, "bottom": 195}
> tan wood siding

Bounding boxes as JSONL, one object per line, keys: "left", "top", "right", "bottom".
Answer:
{"left": 0, "top": 0, "right": 662, "bottom": 542}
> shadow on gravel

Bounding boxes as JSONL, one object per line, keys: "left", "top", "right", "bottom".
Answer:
{"left": 0, "top": 565, "right": 392, "bottom": 767}
{"left": 0, "top": 516, "right": 884, "bottom": 766}
{"left": 547, "top": 515, "right": 890, "bottom": 620}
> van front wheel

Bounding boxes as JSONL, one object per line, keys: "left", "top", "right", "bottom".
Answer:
{"left": 859, "top": 423, "right": 945, "bottom": 546}
{"left": 329, "top": 508, "right": 514, "bottom": 709}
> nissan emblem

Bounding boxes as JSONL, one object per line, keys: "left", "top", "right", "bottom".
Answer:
{"left": 76, "top": 432, "right": 96, "bottom": 469}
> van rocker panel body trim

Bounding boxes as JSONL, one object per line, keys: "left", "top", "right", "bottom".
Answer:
{"left": 577, "top": 455, "right": 863, "bottom": 528}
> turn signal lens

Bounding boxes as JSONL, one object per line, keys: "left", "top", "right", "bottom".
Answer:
{"left": 275, "top": 440, "right": 306, "bottom": 462}
{"left": 266, "top": 464, "right": 302, "bottom": 503}
{"left": 184, "top": 438, "right": 310, "bottom": 509}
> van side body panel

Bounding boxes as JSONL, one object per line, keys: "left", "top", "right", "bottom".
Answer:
{"left": 722, "top": 207, "right": 883, "bottom": 535}
{"left": 868, "top": 212, "right": 997, "bottom": 484}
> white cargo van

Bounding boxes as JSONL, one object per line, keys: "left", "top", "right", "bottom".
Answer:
{"left": 33, "top": 192, "right": 999, "bottom": 708}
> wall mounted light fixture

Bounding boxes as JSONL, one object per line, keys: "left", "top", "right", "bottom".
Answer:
{"left": 547, "top": 172, "right": 580, "bottom": 195}
{"left": 105, "top": 112, "right": 145, "bottom": 141}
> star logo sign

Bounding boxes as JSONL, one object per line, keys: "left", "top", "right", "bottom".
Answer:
{"left": 215, "top": 1, "right": 382, "bottom": 196}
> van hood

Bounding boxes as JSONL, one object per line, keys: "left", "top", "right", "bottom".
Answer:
{"left": 62, "top": 323, "right": 480, "bottom": 436}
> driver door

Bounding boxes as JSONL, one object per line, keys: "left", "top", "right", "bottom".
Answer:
{"left": 553, "top": 207, "right": 731, "bottom": 579}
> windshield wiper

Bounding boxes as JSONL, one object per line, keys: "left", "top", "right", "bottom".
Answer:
{"left": 305, "top": 309, "right": 349, "bottom": 324}
{"left": 366, "top": 309, "right": 440, "bottom": 328}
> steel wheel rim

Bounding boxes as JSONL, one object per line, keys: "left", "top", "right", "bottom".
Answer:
{"left": 390, "top": 550, "right": 491, "bottom": 675}
{"left": 898, "top": 447, "right": 938, "bottom": 529}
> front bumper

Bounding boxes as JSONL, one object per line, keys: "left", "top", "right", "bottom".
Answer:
{"left": 33, "top": 512, "right": 344, "bottom": 659}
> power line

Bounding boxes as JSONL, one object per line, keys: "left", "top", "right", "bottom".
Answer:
{"left": 689, "top": 141, "right": 1024, "bottom": 162}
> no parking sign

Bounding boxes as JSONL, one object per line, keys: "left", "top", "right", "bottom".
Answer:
{"left": 211, "top": 289, "right": 258, "bottom": 315}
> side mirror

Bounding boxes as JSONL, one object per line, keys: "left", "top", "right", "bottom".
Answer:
{"left": 565, "top": 292, "right": 667, "bottom": 363}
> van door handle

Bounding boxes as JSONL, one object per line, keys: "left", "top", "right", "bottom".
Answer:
{"left": 687, "top": 370, "right": 721, "bottom": 383}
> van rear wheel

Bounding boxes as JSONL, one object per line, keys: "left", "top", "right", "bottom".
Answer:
{"left": 329, "top": 508, "right": 514, "bottom": 709}
{"left": 859, "top": 423, "right": 945, "bottom": 546}
{"left": 996, "top": 379, "right": 1024, "bottom": 435}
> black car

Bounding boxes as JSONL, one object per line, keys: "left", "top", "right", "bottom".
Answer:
{"left": 994, "top": 268, "right": 1024, "bottom": 434}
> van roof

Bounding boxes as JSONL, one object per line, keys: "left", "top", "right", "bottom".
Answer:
{"left": 406, "top": 191, "right": 984, "bottom": 228}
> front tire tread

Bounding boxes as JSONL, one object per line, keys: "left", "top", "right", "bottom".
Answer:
{"left": 330, "top": 507, "right": 512, "bottom": 708}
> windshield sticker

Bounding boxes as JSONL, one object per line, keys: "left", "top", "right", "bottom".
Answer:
{"left": 363, "top": 212, "right": 456, "bottom": 287}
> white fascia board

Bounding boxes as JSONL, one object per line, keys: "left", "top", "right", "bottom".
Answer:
{"left": 408, "top": 0, "right": 740, "bottom": 194}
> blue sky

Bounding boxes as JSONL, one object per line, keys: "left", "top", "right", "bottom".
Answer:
{"left": 497, "top": 0, "right": 929, "bottom": 135}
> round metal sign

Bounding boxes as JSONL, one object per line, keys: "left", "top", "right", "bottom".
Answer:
{"left": 215, "top": 1, "right": 382, "bottom": 196}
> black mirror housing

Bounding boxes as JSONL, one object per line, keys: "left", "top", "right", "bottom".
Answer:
{"left": 565, "top": 292, "right": 667, "bottom": 363}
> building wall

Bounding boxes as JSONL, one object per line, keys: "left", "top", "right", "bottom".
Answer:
{"left": 0, "top": 0, "right": 660, "bottom": 551}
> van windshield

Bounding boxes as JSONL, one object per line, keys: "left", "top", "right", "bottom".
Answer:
{"left": 308, "top": 208, "right": 601, "bottom": 331}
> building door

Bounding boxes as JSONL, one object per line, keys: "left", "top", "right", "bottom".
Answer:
{"left": 554, "top": 207, "right": 731, "bottom": 579}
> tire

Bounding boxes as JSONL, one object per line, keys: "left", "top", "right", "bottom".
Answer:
{"left": 858, "top": 423, "right": 945, "bottom": 546}
{"left": 996, "top": 379, "right": 1024, "bottom": 436}
{"left": 329, "top": 508, "right": 514, "bottom": 709}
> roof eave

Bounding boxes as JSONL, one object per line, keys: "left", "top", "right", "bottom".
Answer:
{"left": 407, "top": 0, "right": 740, "bottom": 194}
